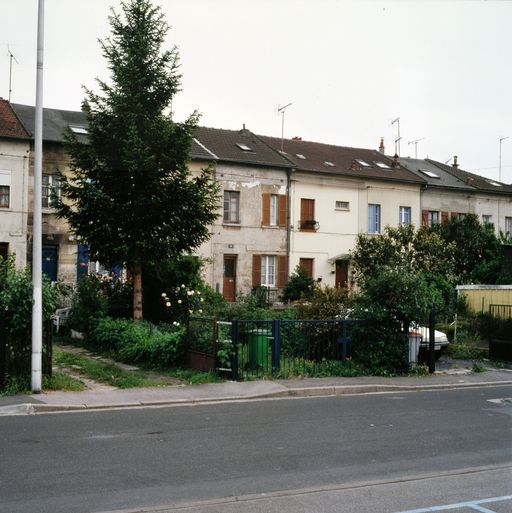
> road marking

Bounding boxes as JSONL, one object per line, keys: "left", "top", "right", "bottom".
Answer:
{"left": 487, "top": 398, "right": 512, "bottom": 405}
{"left": 392, "top": 495, "right": 512, "bottom": 513}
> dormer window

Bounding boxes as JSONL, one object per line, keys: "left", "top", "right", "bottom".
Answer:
{"left": 69, "top": 126, "right": 88, "bottom": 134}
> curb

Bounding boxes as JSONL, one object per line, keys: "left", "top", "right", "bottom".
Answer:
{"left": 4, "top": 379, "right": 508, "bottom": 414}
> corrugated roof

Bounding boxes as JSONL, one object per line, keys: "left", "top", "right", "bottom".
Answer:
{"left": 0, "top": 98, "right": 30, "bottom": 139}
{"left": 428, "top": 159, "right": 512, "bottom": 195}
{"left": 258, "top": 135, "right": 426, "bottom": 184}
{"left": 11, "top": 103, "right": 88, "bottom": 143}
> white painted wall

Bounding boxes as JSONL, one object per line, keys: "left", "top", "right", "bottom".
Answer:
{"left": 0, "top": 139, "right": 30, "bottom": 267}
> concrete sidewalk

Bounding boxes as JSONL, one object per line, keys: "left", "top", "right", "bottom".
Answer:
{"left": 1, "top": 366, "right": 511, "bottom": 415}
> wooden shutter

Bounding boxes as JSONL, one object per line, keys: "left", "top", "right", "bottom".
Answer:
{"left": 299, "top": 258, "right": 314, "bottom": 278}
{"left": 441, "top": 211, "right": 449, "bottom": 223}
{"left": 300, "top": 198, "right": 315, "bottom": 230}
{"left": 278, "top": 194, "right": 287, "bottom": 227}
{"left": 421, "top": 209, "right": 429, "bottom": 227}
{"left": 278, "top": 255, "right": 288, "bottom": 288}
{"left": 262, "top": 193, "right": 270, "bottom": 226}
{"left": 252, "top": 254, "right": 261, "bottom": 287}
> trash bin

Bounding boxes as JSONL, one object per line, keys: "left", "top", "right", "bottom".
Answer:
{"left": 408, "top": 331, "right": 421, "bottom": 365}
{"left": 247, "top": 329, "right": 270, "bottom": 368}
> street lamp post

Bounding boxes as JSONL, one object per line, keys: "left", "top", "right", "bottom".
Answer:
{"left": 499, "top": 136, "right": 509, "bottom": 183}
{"left": 32, "top": 0, "right": 45, "bottom": 393}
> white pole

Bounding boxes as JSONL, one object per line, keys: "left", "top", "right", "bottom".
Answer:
{"left": 32, "top": 0, "right": 45, "bottom": 393}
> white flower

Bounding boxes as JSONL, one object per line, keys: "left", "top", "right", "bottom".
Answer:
{"left": 166, "top": 301, "right": 171, "bottom": 307}
{"left": 161, "top": 292, "right": 166, "bottom": 298}
{"left": 187, "top": 290, "right": 193, "bottom": 296}
{"left": 200, "top": 297, "right": 204, "bottom": 302}
{"left": 177, "top": 299, "right": 182, "bottom": 304}
{"left": 173, "top": 321, "right": 180, "bottom": 326}
{"left": 198, "top": 309, "right": 202, "bottom": 313}
{"left": 181, "top": 284, "right": 186, "bottom": 288}
{"left": 189, "top": 310, "right": 193, "bottom": 314}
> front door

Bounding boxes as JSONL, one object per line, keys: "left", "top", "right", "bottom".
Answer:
{"left": 42, "top": 245, "right": 58, "bottom": 281}
{"left": 223, "top": 255, "right": 237, "bottom": 302}
{"left": 335, "top": 260, "right": 348, "bottom": 289}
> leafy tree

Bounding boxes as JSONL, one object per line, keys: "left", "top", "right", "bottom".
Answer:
{"left": 57, "top": 0, "right": 219, "bottom": 319}
{"left": 351, "top": 224, "right": 456, "bottom": 285}
{"left": 430, "top": 214, "right": 508, "bottom": 284}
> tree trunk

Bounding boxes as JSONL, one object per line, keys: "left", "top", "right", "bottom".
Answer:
{"left": 132, "top": 264, "right": 143, "bottom": 320}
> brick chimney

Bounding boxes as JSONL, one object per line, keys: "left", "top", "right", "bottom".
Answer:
{"left": 391, "top": 153, "right": 400, "bottom": 168}
{"left": 466, "top": 176, "right": 474, "bottom": 186}
{"left": 452, "top": 155, "right": 459, "bottom": 169}
{"left": 379, "top": 138, "right": 385, "bottom": 154}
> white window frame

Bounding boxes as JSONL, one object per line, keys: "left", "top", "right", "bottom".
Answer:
{"left": 42, "top": 174, "right": 61, "bottom": 208}
{"left": 368, "top": 204, "right": 381, "bottom": 234}
{"left": 399, "top": 206, "right": 411, "bottom": 226}
{"left": 428, "top": 210, "right": 439, "bottom": 227}
{"left": 505, "top": 217, "right": 512, "bottom": 236}
{"left": 261, "top": 255, "right": 276, "bottom": 287}
{"left": 0, "top": 185, "right": 10, "bottom": 208}
{"left": 0, "top": 170, "right": 11, "bottom": 209}
{"left": 223, "top": 190, "right": 240, "bottom": 223}
{"left": 269, "top": 194, "right": 278, "bottom": 226}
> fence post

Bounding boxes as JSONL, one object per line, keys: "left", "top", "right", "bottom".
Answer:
{"left": 337, "top": 321, "right": 350, "bottom": 363}
{"left": 403, "top": 320, "right": 410, "bottom": 371}
{"left": 230, "top": 320, "right": 239, "bottom": 381}
{"left": 0, "top": 327, "right": 6, "bottom": 389}
{"left": 271, "top": 319, "right": 281, "bottom": 372}
{"left": 428, "top": 310, "right": 436, "bottom": 374}
{"left": 212, "top": 317, "right": 218, "bottom": 370}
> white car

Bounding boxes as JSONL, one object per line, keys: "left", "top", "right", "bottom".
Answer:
{"left": 417, "top": 326, "right": 449, "bottom": 352}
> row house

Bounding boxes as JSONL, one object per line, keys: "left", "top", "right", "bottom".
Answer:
{"left": 399, "top": 156, "right": 512, "bottom": 231}
{"left": 190, "top": 127, "right": 291, "bottom": 301}
{"left": 2, "top": 101, "right": 88, "bottom": 282}
{"left": 2, "top": 99, "right": 511, "bottom": 301}
{"left": 0, "top": 99, "right": 30, "bottom": 267}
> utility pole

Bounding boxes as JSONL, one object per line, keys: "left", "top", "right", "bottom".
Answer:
{"left": 277, "top": 102, "right": 292, "bottom": 152}
{"left": 499, "top": 136, "right": 509, "bottom": 183}
{"left": 408, "top": 138, "right": 425, "bottom": 159}
{"left": 32, "top": 0, "right": 45, "bottom": 393}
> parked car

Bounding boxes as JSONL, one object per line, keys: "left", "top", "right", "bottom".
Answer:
{"left": 416, "top": 326, "right": 449, "bottom": 358}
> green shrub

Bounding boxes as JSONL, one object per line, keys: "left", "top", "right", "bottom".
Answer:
{"left": 295, "top": 286, "right": 351, "bottom": 320}
{"left": 68, "top": 275, "right": 107, "bottom": 334}
{"left": 89, "top": 317, "right": 185, "bottom": 368}
{"left": 281, "top": 265, "right": 315, "bottom": 303}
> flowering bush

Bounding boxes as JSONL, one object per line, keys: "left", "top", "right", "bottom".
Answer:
{"left": 161, "top": 284, "right": 205, "bottom": 325}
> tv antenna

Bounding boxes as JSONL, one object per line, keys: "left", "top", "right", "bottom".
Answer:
{"left": 408, "top": 137, "right": 425, "bottom": 159}
{"left": 277, "top": 102, "right": 292, "bottom": 152}
{"left": 499, "top": 136, "right": 509, "bottom": 182}
{"left": 7, "top": 46, "right": 19, "bottom": 102}
{"left": 391, "top": 117, "right": 401, "bottom": 156}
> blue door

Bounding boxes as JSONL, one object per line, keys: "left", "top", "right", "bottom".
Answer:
{"left": 42, "top": 245, "right": 58, "bottom": 281}
{"left": 77, "top": 243, "right": 89, "bottom": 281}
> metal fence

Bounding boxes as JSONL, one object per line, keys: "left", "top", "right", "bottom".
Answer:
{"left": 0, "top": 320, "right": 53, "bottom": 389}
{"left": 186, "top": 317, "right": 386, "bottom": 380}
{"left": 489, "top": 304, "right": 512, "bottom": 319}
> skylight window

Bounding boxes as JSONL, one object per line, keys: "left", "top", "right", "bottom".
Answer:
{"left": 69, "top": 126, "right": 88, "bottom": 135}
{"left": 296, "top": 154, "right": 306, "bottom": 160}
{"left": 236, "top": 143, "right": 252, "bottom": 152}
{"left": 374, "top": 161, "right": 391, "bottom": 169}
{"left": 356, "top": 159, "right": 371, "bottom": 167}
{"left": 278, "top": 150, "right": 288, "bottom": 155}
{"left": 324, "top": 161, "right": 335, "bottom": 167}
{"left": 487, "top": 180, "right": 502, "bottom": 187}
{"left": 419, "top": 169, "right": 440, "bottom": 179}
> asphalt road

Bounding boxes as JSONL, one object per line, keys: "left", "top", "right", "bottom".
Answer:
{"left": 1, "top": 386, "right": 511, "bottom": 513}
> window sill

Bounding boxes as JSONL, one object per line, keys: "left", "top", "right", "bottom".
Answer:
{"left": 222, "top": 222, "right": 241, "bottom": 228}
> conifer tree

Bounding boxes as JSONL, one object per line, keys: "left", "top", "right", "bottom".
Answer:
{"left": 58, "top": 0, "right": 219, "bottom": 319}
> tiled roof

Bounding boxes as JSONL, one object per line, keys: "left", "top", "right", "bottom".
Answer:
{"left": 11, "top": 103, "right": 88, "bottom": 143}
{"left": 258, "top": 135, "right": 426, "bottom": 184}
{"left": 428, "top": 159, "right": 512, "bottom": 195}
{"left": 0, "top": 98, "right": 30, "bottom": 139}
{"left": 193, "top": 127, "right": 292, "bottom": 168}
{"left": 399, "top": 157, "right": 474, "bottom": 190}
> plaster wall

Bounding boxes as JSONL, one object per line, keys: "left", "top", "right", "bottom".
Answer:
{"left": 192, "top": 161, "right": 288, "bottom": 297}
{"left": 0, "top": 138, "right": 30, "bottom": 267}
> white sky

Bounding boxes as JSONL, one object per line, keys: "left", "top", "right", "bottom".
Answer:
{"left": 1, "top": 0, "right": 511, "bottom": 182}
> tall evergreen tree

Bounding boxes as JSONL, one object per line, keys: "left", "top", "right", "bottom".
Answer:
{"left": 57, "top": 0, "right": 219, "bottom": 319}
